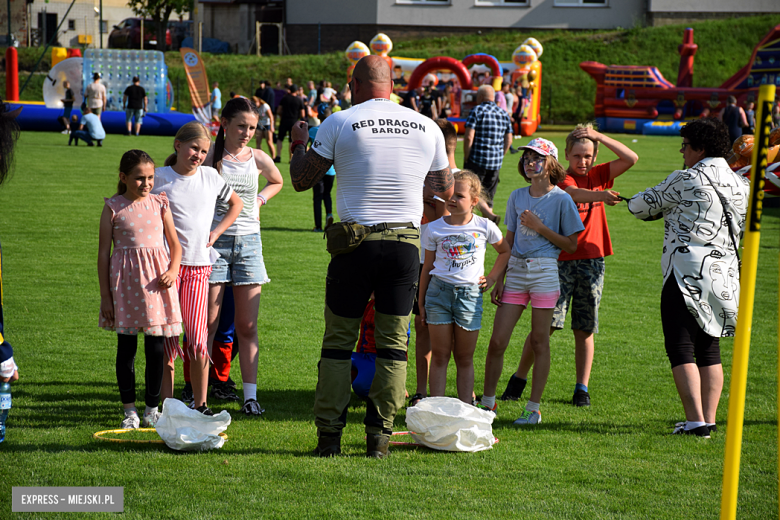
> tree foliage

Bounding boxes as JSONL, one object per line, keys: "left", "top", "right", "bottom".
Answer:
{"left": 127, "top": 0, "right": 189, "bottom": 51}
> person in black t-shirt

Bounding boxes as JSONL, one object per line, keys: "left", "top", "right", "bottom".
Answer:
{"left": 60, "top": 81, "right": 75, "bottom": 134}
{"left": 274, "top": 84, "right": 305, "bottom": 163}
{"left": 123, "top": 76, "right": 148, "bottom": 136}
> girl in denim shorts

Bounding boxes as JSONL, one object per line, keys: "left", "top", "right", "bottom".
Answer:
{"left": 206, "top": 97, "right": 284, "bottom": 415}
{"left": 418, "top": 171, "right": 510, "bottom": 404}
{"left": 479, "top": 138, "right": 584, "bottom": 425}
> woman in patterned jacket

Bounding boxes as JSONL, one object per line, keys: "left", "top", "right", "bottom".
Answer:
{"left": 628, "top": 118, "right": 749, "bottom": 438}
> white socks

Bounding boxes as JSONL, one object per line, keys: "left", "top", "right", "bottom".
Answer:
{"left": 481, "top": 395, "right": 496, "bottom": 408}
{"left": 525, "top": 401, "right": 540, "bottom": 413}
{"left": 124, "top": 406, "right": 138, "bottom": 417}
{"left": 685, "top": 421, "right": 706, "bottom": 430}
{"left": 144, "top": 405, "right": 157, "bottom": 416}
{"left": 243, "top": 383, "right": 257, "bottom": 402}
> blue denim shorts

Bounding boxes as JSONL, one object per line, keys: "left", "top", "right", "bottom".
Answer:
{"left": 424, "top": 276, "right": 484, "bottom": 331}
{"left": 125, "top": 108, "right": 144, "bottom": 124}
{"left": 209, "top": 233, "right": 270, "bottom": 286}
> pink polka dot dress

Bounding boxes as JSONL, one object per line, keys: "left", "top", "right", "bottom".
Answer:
{"left": 99, "top": 193, "right": 183, "bottom": 336}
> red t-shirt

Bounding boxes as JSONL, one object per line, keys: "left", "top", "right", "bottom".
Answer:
{"left": 557, "top": 162, "right": 614, "bottom": 261}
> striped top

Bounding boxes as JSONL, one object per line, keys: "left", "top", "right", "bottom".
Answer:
{"left": 213, "top": 148, "right": 260, "bottom": 236}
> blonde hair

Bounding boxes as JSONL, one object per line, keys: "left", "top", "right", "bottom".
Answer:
{"left": 454, "top": 169, "right": 488, "bottom": 206}
{"left": 164, "top": 121, "right": 212, "bottom": 167}
{"left": 518, "top": 155, "right": 568, "bottom": 185}
{"left": 565, "top": 122, "right": 600, "bottom": 157}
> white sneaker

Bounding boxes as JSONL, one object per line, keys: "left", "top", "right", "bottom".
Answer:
{"left": 60, "top": 129, "right": 69, "bottom": 134}
{"left": 513, "top": 409, "right": 542, "bottom": 425}
{"left": 142, "top": 410, "right": 161, "bottom": 427}
{"left": 120, "top": 413, "right": 140, "bottom": 429}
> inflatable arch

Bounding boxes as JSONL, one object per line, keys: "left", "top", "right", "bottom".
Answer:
{"left": 462, "top": 54, "right": 503, "bottom": 91}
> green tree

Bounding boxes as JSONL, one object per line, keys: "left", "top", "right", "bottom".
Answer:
{"left": 127, "top": 0, "right": 189, "bottom": 51}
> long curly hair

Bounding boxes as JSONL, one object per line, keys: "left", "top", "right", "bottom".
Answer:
{"left": 679, "top": 118, "right": 731, "bottom": 158}
{"left": 0, "top": 103, "right": 20, "bottom": 187}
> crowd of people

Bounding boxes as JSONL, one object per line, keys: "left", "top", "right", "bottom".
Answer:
{"left": 0, "top": 55, "right": 755, "bottom": 456}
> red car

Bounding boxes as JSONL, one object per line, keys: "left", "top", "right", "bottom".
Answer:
{"left": 108, "top": 18, "right": 172, "bottom": 49}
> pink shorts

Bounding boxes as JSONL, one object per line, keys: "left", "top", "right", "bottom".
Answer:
{"left": 500, "top": 256, "right": 560, "bottom": 309}
{"left": 500, "top": 289, "right": 560, "bottom": 309}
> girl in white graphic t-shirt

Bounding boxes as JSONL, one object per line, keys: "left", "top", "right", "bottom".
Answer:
{"left": 418, "top": 170, "right": 510, "bottom": 405}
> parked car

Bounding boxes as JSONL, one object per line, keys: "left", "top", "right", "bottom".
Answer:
{"left": 108, "top": 18, "right": 172, "bottom": 49}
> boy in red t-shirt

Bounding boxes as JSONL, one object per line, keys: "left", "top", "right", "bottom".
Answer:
{"left": 501, "top": 124, "right": 638, "bottom": 407}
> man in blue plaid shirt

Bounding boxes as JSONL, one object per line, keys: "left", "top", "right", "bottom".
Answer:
{"left": 463, "top": 85, "right": 513, "bottom": 224}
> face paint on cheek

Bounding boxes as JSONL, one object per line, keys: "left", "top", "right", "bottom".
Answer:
{"left": 533, "top": 162, "right": 544, "bottom": 174}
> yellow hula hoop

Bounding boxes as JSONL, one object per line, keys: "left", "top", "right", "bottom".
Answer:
{"left": 93, "top": 428, "right": 228, "bottom": 444}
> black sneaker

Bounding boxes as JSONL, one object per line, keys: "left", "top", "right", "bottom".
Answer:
{"left": 676, "top": 421, "right": 718, "bottom": 434}
{"left": 194, "top": 405, "right": 214, "bottom": 416}
{"left": 671, "top": 424, "right": 710, "bottom": 438}
{"left": 241, "top": 398, "right": 265, "bottom": 416}
{"left": 572, "top": 389, "right": 591, "bottom": 407}
{"left": 181, "top": 383, "right": 194, "bottom": 404}
{"left": 225, "top": 377, "right": 237, "bottom": 389}
{"left": 211, "top": 382, "right": 241, "bottom": 401}
{"left": 273, "top": 157, "right": 281, "bottom": 163}
{"left": 500, "top": 375, "right": 527, "bottom": 401}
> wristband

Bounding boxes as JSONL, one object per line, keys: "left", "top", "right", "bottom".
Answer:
{"left": 290, "top": 140, "right": 306, "bottom": 154}
{"left": 257, "top": 193, "right": 267, "bottom": 206}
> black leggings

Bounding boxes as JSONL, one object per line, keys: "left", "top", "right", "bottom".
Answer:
{"left": 660, "top": 278, "right": 721, "bottom": 368}
{"left": 116, "top": 334, "right": 165, "bottom": 408}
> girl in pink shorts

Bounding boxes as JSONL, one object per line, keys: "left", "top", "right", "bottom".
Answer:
{"left": 479, "top": 138, "right": 584, "bottom": 425}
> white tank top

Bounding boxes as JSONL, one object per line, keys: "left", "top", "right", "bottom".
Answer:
{"left": 212, "top": 148, "right": 260, "bottom": 235}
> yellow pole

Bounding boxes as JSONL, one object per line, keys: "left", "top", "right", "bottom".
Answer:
{"left": 720, "top": 83, "right": 775, "bottom": 520}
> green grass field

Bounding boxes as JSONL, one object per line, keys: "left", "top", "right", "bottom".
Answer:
{"left": 0, "top": 130, "right": 777, "bottom": 519}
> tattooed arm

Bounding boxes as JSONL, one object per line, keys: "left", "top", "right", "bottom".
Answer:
{"left": 289, "top": 147, "right": 334, "bottom": 192}
{"left": 289, "top": 121, "right": 334, "bottom": 192}
{"left": 425, "top": 166, "right": 454, "bottom": 203}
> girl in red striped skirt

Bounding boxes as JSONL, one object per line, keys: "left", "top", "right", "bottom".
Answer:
{"left": 152, "top": 122, "right": 243, "bottom": 415}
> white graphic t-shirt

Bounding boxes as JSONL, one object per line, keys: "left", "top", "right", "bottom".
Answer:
{"left": 311, "top": 98, "right": 449, "bottom": 226}
{"left": 422, "top": 215, "right": 503, "bottom": 286}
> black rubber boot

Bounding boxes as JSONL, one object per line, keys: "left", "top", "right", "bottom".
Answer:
{"left": 313, "top": 435, "right": 341, "bottom": 457}
{"left": 366, "top": 434, "right": 390, "bottom": 459}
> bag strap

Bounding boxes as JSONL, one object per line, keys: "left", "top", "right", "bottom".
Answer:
{"left": 699, "top": 169, "right": 741, "bottom": 265}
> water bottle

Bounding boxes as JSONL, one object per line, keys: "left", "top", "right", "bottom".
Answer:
{"left": 0, "top": 382, "right": 10, "bottom": 443}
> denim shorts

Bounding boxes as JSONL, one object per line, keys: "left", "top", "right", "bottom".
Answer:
{"left": 424, "top": 276, "right": 483, "bottom": 331}
{"left": 209, "top": 232, "right": 270, "bottom": 286}
{"left": 125, "top": 108, "right": 144, "bottom": 124}
{"left": 501, "top": 256, "right": 560, "bottom": 309}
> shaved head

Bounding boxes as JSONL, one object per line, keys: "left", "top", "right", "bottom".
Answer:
{"left": 477, "top": 85, "right": 495, "bottom": 104}
{"left": 352, "top": 55, "right": 393, "bottom": 104}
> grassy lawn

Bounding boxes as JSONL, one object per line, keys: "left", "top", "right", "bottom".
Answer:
{"left": 0, "top": 130, "right": 776, "bottom": 519}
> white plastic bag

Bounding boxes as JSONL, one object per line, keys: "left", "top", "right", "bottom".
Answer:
{"left": 155, "top": 399, "right": 231, "bottom": 451}
{"left": 405, "top": 396, "right": 495, "bottom": 452}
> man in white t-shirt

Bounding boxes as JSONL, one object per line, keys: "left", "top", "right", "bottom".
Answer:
{"left": 289, "top": 55, "right": 453, "bottom": 459}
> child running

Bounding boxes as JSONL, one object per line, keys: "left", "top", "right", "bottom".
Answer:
{"left": 480, "top": 138, "right": 584, "bottom": 424}
{"left": 207, "top": 97, "right": 283, "bottom": 415}
{"left": 419, "top": 170, "right": 510, "bottom": 404}
{"left": 153, "top": 122, "right": 243, "bottom": 416}
{"left": 98, "top": 150, "right": 183, "bottom": 428}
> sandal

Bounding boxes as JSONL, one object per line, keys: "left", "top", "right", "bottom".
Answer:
{"left": 408, "top": 393, "right": 424, "bottom": 408}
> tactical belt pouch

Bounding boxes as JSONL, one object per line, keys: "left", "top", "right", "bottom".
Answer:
{"left": 325, "top": 222, "right": 419, "bottom": 256}
{"left": 325, "top": 222, "right": 372, "bottom": 256}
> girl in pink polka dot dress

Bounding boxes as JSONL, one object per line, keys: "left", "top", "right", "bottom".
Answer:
{"left": 98, "top": 150, "right": 183, "bottom": 430}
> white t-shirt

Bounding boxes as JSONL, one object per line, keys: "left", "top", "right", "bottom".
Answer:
{"left": 422, "top": 215, "right": 503, "bottom": 286}
{"left": 153, "top": 166, "right": 233, "bottom": 266}
{"left": 259, "top": 103, "right": 272, "bottom": 127}
{"left": 311, "top": 98, "right": 449, "bottom": 226}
